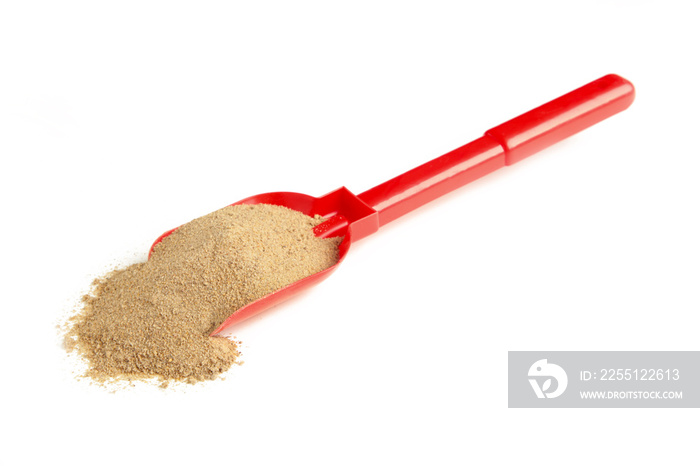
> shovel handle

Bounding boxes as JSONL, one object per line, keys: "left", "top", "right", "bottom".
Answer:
{"left": 357, "top": 74, "right": 635, "bottom": 227}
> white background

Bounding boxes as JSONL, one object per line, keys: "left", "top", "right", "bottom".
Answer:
{"left": 1, "top": 1, "right": 698, "bottom": 464}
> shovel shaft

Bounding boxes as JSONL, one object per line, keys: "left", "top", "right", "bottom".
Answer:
{"left": 357, "top": 74, "right": 635, "bottom": 227}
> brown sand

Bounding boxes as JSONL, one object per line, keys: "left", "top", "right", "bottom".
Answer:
{"left": 64, "top": 204, "right": 341, "bottom": 384}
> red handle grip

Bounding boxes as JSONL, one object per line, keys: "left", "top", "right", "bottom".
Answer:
{"left": 485, "top": 74, "right": 635, "bottom": 165}
{"left": 357, "top": 74, "right": 635, "bottom": 227}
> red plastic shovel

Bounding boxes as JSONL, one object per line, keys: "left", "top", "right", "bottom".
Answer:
{"left": 150, "top": 74, "right": 635, "bottom": 335}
